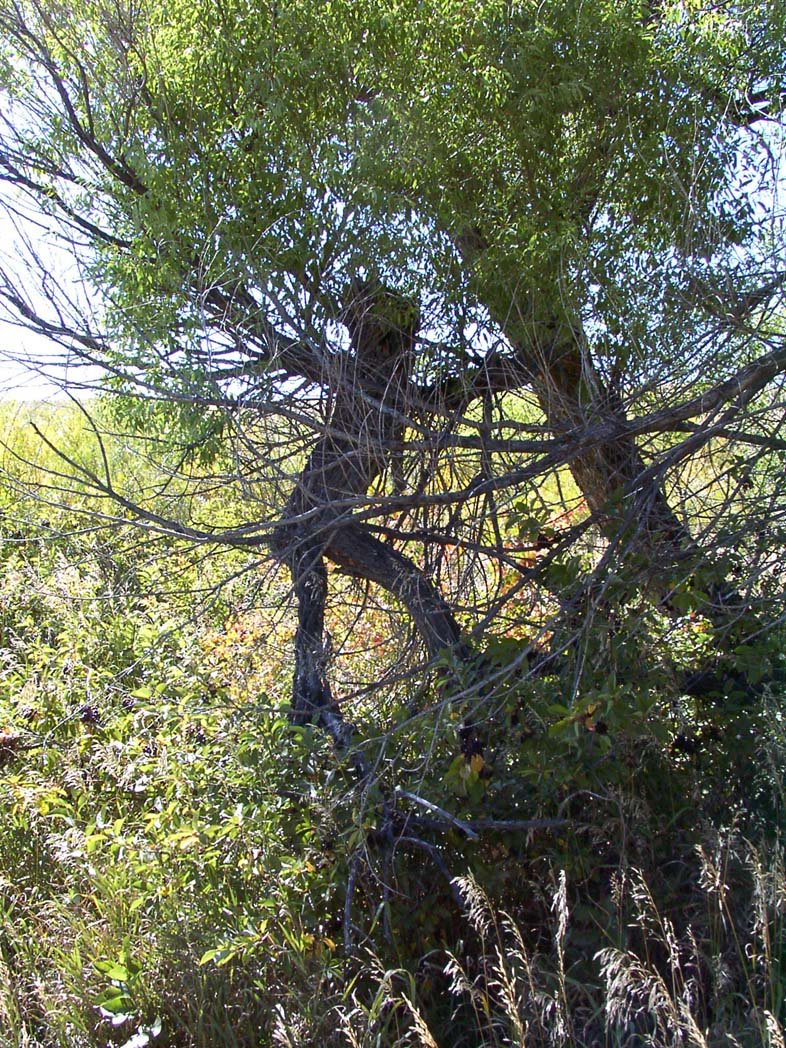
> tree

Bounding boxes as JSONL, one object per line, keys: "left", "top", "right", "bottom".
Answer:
{"left": 0, "top": 0, "right": 785, "bottom": 759}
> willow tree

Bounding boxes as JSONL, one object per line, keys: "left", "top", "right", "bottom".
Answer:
{"left": 0, "top": 0, "right": 785, "bottom": 746}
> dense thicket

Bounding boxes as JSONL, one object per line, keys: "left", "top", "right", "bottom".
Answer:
{"left": 1, "top": 2, "right": 786, "bottom": 1044}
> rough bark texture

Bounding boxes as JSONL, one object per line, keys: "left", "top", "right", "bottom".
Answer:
{"left": 528, "top": 333, "right": 690, "bottom": 557}
{"left": 451, "top": 230, "right": 693, "bottom": 592}
{"left": 273, "top": 279, "right": 472, "bottom": 738}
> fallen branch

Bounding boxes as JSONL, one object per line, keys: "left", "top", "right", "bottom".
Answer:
{"left": 394, "top": 788, "right": 479, "bottom": 841}
{"left": 394, "top": 788, "right": 567, "bottom": 838}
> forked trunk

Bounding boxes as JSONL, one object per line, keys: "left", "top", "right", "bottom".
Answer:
{"left": 272, "top": 280, "right": 479, "bottom": 744}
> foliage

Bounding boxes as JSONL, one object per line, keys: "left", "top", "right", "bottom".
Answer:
{"left": 0, "top": 410, "right": 782, "bottom": 1044}
{"left": 0, "top": 0, "right": 785, "bottom": 1044}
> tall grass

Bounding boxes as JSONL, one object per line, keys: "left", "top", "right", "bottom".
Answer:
{"left": 332, "top": 834, "right": 786, "bottom": 1048}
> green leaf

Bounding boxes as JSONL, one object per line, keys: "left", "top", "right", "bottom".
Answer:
{"left": 96, "top": 990, "right": 135, "bottom": 1014}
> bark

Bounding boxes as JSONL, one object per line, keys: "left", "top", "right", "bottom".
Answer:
{"left": 326, "top": 524, "right": 467, "bottom": 657}
{"left": 273, "top": 279, "right": 475, "bottom": 740}
{"left": 450, "top": 231, "right": 694, "bottom": 590}
{"left": 528, "top": 332, "right": 691, "bottom": 561}
{"left": 506, "top": 321, "right": 766, "bottom": 649}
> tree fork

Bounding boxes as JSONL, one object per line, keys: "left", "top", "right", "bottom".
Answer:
{"left": 452, "top": 234, "right": 694, "bottom": 592}
{"left": 273, "top": 278, "right": 486, "bottom": 753}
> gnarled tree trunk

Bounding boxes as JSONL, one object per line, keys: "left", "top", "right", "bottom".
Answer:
{"left": 528, "top": 331, "right": 691, "bottom": 558}
{"left": 272, "top": 279, "right": 475, "bottom": 744}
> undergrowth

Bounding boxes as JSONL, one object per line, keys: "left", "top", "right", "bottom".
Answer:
{"left": 0, "top": 403, "right": 783, "bottom": 1046}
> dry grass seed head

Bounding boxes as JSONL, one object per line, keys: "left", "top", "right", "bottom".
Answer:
{"left": 401, "top": 994, "right": 439, "bottom": 1048}
{"left": 765, "top": 1009, "right": 786, "bottom": 1048}
{"left": 452, "top": 874, "right": 493, "bottom": 937}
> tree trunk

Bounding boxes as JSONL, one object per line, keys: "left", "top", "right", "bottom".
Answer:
{"left": 272, "top": 279, "right": 477, "bottom": 741}
{"left": 326, "top": 524, "right": 467, "bottom": 657}
{"left": 514, "top": 325, "right": 752, "bottom": 634}
{"left": 454, "top": 235, "right": 693, "bottom": 590}
{"left": 529, "top": 334, "right": 691, "bottom": 562}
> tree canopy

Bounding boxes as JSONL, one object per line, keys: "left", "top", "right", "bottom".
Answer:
{"left": 0, "top": 0, "right": 785, "bottom": 753}
{"left": 4, "top": 3, "right": 786, "bottom": 1042}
